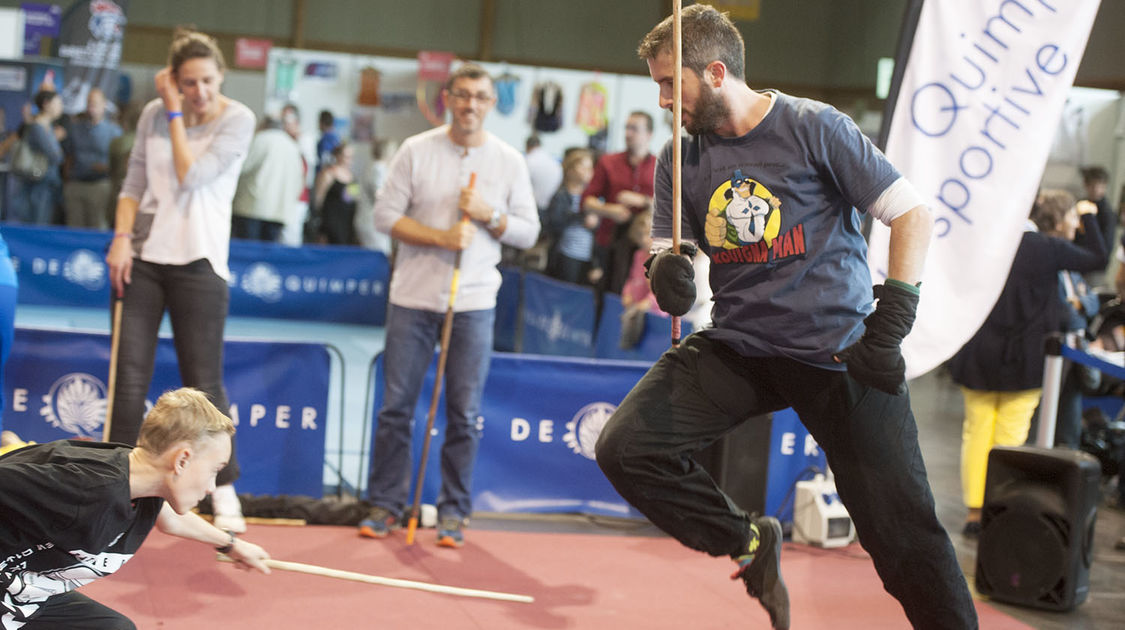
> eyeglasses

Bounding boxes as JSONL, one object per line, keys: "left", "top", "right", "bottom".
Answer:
{"left": 448, "top": 90, "right": 494, "bottom": 103}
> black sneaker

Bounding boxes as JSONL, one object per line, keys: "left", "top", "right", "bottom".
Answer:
{"left": 730, "top": 516, "right": 789, "bottom": 630}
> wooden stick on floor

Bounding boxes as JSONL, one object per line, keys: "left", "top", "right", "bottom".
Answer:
{"left": 218, "top": 555, "right": 534, "bottom": 603}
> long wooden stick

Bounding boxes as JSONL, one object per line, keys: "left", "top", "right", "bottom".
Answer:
{"left": 102, "top": 297, "right": 123, "bottom": 442}
{"left": 218, "top": 556, "right": 534, "bottom": 603}
{"left": 405, "top": 172, "right": 477, "bottom": 545}
{"left": 671, "top": 0, "right": 684, "bottom": 347}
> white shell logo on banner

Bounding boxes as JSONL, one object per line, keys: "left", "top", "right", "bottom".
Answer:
{"left": 563, "top": 402, "right": 617, "bottom": 460}
{"left": 40, "top": 373, "right": 107, "bottom": 437}
{"left": 63, "top": 249, "right": 107, "bottom": 291}
{"left": 240, "top": 262, "right": 284, "bottom": 303}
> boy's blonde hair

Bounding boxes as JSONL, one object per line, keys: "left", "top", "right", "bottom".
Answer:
{"left": 136, "top": 388, "right": 234, "bottom": 455}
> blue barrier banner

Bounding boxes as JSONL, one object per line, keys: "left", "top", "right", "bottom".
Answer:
{"left": 228, "top": 238, "right": 388, "bottom": 325}
{"left": 3, "top": 225, "right": 110, "bottom": 308}
{"left": 493, "top": 267, "right": 521, "bottom": 352}
{"left": 370, "top": 352, "right": 647, "bottom": 517}
{"left": 3, "top": 327, "right": 330, "bottom": 497}
{"left": 520, "top": 272, "right": 595, "bottom": 357}
{"left": 594, "top": 292, "right": 690, "bottom": 362}
{"left": 3, "top": 225, "right": 389, "bottom": 325}
{"left": 764, "top": 408, "right": 825, "bottom": 525}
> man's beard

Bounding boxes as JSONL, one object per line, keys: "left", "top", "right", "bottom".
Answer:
{"left": 685, "top": 85, "right": 729, "bottom": 135}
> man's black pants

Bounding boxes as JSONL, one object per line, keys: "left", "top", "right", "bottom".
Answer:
{"left": 596, "top": 334, "right": 978, "bottom": 629}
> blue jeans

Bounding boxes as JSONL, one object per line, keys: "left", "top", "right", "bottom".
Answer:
{"left": 10, "top": 174, "right": 59, "bottom": 225}
{"left": 367, "top": 304, "right": 494, "bottom": 520}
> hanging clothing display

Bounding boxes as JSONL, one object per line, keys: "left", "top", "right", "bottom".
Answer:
{"left": 575, "top": 81, "right": 608, "bottom": 135}
{"left": 495, "top": 73, "right": 520, "bottom": 116}
{"left": 531, "top": 81, "right": 563, "bottom": 133}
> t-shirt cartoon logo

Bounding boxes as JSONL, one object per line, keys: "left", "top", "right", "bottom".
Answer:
{"left": 704, "top": 170, "right": 806, "bottom": 265}
{"left": 707, "top": 170, "right": 780, "bottom": 248}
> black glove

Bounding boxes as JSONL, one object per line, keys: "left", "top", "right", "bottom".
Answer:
{"left": 645, "top": 243, "right": 699, "bottom": 317}
{"left": 833, "top": 281, "right": 919, "bottom": 396}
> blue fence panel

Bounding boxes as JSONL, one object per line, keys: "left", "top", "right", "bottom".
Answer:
{"left": 519, "top": 272, "right": 595, "bottom": 357}
{"left": 593, "top": 292, "right": 690, "bottom": 362}
{"left": 4, "top": 327, "right": 330, "bottom": 497}
{"left": 493, "top": 267, "right": 522, "bottom": 352}
{"left": 3, "top": 225, "right": 390, "bottom": 325}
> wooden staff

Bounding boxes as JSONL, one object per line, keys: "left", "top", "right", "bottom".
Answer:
{"left": 218, "top": 556, "right": 534, "bottom": 603}
{"left": 671, "top": 0, "right": 685, "bottom": 346}
{"left": 405, "top": 172, "right": 477, "bottom": 545}
{"left": 102, "top": 296, "right": 123, "bottom": 442}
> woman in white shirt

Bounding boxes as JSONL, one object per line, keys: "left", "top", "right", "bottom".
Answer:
{"left": 105, "top": 28, "right": 255, "bottom": 532}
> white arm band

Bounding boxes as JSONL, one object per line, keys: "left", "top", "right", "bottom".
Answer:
{"left": 651, "top": 237, "right": 699, "bottom": 255}
{"left": 868, "top": 177, "right": 926, "bottom": 225}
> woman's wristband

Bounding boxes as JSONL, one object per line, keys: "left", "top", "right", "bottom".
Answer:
{"left": 167, "top": 111, "right": 183, "bottom": 122}
{"left": 215, "top": 529, "right": 236, "bottom": 554}
{"left": 114, "top": 232, "right": 132, "bottom": 240}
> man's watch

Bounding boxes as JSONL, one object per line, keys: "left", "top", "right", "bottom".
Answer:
{"left": 215, "top": 529, "right": 236, "bottom": 554}
{"left": 487, "top": 207, "right": 502, "bottom": 230}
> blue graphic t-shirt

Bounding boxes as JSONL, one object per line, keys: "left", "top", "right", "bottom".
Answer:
{"left": 653, "top": 91, "right": 899, "bottom": 369}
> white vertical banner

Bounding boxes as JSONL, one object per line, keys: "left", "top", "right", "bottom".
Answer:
{"left": 868, "top": 0, "right": 1102, "bottom": 379}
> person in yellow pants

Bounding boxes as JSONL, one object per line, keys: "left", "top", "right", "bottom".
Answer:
{"left": 950, "top": 190, "right": 1107, "bottom": 537}
{"left": 958, "top": 388, "right": 1042, "bottom": 535}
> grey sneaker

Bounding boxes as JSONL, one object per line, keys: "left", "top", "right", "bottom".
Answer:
{"left": 358, "top": 506, "right": 401, "bottom": 539}
{"left": 436, "top": 516, "right": 465, "bottom": 548}
{"left": 730, "top": 516, "right": 789, "bottom": 629}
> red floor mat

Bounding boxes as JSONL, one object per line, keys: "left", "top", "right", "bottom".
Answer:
{"left": 78, "top": 524, "right": 1032, "bottom": 629}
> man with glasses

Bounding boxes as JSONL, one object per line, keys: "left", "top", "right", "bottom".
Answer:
{"left": 359, "top": 63, "right": 539, "bottom": 548}
{"left": 583, "top": 111, "right": 657, "bottom": 293}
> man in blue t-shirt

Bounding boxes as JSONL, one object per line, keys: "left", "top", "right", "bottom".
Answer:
{"left": 595, "top": 6, "right": 977, "bottom": 630}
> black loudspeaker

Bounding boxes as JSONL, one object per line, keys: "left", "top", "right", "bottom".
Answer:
{"left": 975, "top": 446, "right": 1100, "bottom": 611}
{"left": 696, "top": 413, "right": 772, "bottom": 515}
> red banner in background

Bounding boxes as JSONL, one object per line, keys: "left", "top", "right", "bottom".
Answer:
{"left": 416, "top": 50, "right": 454, "bottom": 82}
{"left": 235, "top": 37, "right": 272, "bottom": 70}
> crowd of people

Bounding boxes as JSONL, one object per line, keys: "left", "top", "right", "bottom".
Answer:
{"left": 0, "top": 85, "right": 394, "bottom": 252}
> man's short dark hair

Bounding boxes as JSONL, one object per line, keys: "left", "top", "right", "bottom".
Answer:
{"left": 1081, "top": 166, "right": 1109, "bottom": 184}
{"left": 637, "top": 4, "right": 745, "bottom": 81}
{"left": 445, "top": 63, "right": 493, "bottom": 92}
{"left": 526, "top": 135, "right": 541, "bottom": 151}
{"left": 318, "top": 109, "right": 334, "bottom": 129}
{"left": 628, "top": 111, "right": 654, "bottom": 133}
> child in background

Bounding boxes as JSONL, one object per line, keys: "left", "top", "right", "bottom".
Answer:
{"left": 543, "top": 148, "right": 598, "bottom": 284}
{"left": 620, "top": 209, "right": 665, "bottom": 348}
